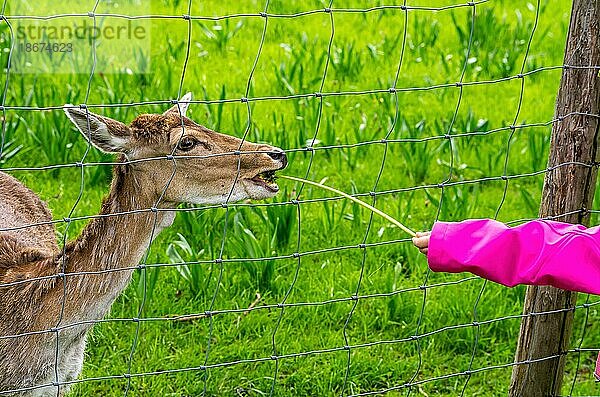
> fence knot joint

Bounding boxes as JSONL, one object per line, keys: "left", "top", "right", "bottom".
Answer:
{"left": 214, "top": 258, "right": 223, "bottom": 264}
{"left": 87, "top": 11, "right": 95, "bottom": 18}
{"left": 388, "top": 87, "right": 397, "bottom": 93}
{"left": 324, "top": 7, "right": 332, "bottom": 13}
{"left": 259, "top": 12, "right": 267, "bottom": 17}
{"left": 293, "top": 252, "right": 300, "bottom": 258}
{"left": 240, "top": 97, "right": 248, "bottom": 103}
{"left": 166, "top": 154, "right": 174, "bottom": 161}
{"left": 63, "top": 217, "right": 71, "bottom": 223}
{"left": 182, "top": 14, "right": 191, "bottom": 20}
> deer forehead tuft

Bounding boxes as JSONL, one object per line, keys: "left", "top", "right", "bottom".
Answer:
{"left": 129, "top": 114, "right": 183, "bottom": 143}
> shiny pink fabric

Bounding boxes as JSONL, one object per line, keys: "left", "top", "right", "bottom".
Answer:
{"left": 428, "top": 219, "right": 600, "bottom": 295}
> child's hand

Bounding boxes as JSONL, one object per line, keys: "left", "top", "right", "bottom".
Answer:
{"left": 412, "top": 231, "right": 431, "bottom": 255}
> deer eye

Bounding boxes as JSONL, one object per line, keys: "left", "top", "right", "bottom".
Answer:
{"left": 177, "top": 137, "right": 198, "bottom": 151}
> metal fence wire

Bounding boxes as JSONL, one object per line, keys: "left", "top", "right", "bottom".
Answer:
{"left": 0, "top": 1, "right": 599, "bottom": 396}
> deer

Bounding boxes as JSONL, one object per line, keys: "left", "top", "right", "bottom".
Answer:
{"left": 0, "top": 93, "right": 288, "bottom": 397}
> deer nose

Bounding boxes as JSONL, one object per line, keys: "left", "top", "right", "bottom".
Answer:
{"left": 268, "top": 149, "right": 287, "bottom": 168}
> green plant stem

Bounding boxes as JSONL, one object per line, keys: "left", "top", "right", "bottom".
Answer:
{"left": 279, "top": 175, "right": 416, "bottom": 237}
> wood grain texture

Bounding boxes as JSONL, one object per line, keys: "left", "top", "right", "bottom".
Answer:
{"left": 508, "top": 1, "right": 600, "bottom": 396}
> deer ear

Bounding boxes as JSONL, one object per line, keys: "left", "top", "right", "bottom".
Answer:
{"left": 163, "top": 92, "right": 193, "bottom": 117}
{"left": 63, "top": 105, "right": 131, "bottom": 153}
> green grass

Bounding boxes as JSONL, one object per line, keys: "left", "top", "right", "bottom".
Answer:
{"left": 2, "top": 0, "right": 599, "bottom": 395}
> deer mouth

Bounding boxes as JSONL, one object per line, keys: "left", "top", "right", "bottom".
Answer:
{"left": 249, "top": 170, "right": 279, "bottom": 192}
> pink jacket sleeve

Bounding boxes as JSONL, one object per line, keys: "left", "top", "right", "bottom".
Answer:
{"left": 428, "top": 219, "right": 600, "bottom": 295}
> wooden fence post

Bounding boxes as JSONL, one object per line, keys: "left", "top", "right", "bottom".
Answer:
{"left": 508, "top": 1, "right": 600, "bottom": 396}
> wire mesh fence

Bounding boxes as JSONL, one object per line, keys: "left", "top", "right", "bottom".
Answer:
{"left": 0, "top": 1, "right": 599, "bottom": 396}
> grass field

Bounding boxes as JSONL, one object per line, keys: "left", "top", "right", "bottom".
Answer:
{"left": 2, "top": 0, "right": 599, "bottom": 395}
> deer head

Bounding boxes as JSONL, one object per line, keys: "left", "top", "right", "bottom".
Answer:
{"left": 63, "top": 93, "right": 287, "bottom": 206}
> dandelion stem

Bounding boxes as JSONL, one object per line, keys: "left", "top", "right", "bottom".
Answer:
{"left": 279, "top": 175, "right": 416, "bottom": 237}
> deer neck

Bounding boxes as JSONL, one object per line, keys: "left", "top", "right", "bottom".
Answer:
{"left": 53, "top": 163, "right": 175, "bottom": 324}
{"left": 65, "top": 163, "right": 174, "bottom": 273}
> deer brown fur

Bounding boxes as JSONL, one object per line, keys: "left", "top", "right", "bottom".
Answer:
{"left": 0, "top": 93, "right": 287, "bottom": 396}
